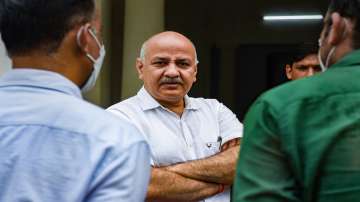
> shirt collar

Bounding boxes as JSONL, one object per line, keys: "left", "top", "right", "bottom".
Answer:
{"left": 0, "top": 68, "right": 82, "bottom": 98}
{"left": 331, "top": 49, "right": 360, "bottom": 69}
{"left": 137, "top": 86, "right": 200, "bottom": 111}
{"left": 184, "top": 94, "right": 200, "bottom": 110}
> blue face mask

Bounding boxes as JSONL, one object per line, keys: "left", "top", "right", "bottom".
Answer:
{"left": 76, "top": 27, "right": 106, "bottom": 93}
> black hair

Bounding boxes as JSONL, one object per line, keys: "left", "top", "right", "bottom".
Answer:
{"left": 0, "top": 0, "right": 95, "bottom": 56}
{"left": 328, "top": 0, "right": 360, "bottom": 48}
{"left": 290, "top": 43, "right": 318, "bottom": 65}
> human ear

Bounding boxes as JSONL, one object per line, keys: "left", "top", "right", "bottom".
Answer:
{"left": 76, "top": 23, "right": 94, "bottom": 54}
{"left": 135, "top": 58, "right": 145, "bottom": 80}
{"left": 193, "top": 65, "right": 198, "bottom": 82}
{"left": 328, "top": 12, "right": 347, "bottom": 46}
{"left": 285, "top": 64, "right": 292, "bottom": 80}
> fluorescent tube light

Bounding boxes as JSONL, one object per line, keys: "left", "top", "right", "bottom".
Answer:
{"left": 263, "top": 15, "right": 323, "bottom": 21}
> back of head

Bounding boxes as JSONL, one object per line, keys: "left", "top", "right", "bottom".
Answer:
{"left": 0, "top": 0, "right": 95, "bottom": 57}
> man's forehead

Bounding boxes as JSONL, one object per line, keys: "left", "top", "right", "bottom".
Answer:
{"left": 148, "top": 32, "right": 192, "bottom": 44}
{"left": 148, "top": 32, "right": 194, "bottom": 49}
{"left": 146, "top": 41, "right": 196, "bottom": 60}
{"left": 148, "top": 39, "right": 194, "bottom": 50}
{"left": 149, "top": 53, "right": 194, "bottom": 61}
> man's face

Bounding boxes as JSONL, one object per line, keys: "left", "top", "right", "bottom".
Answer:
{"left": 286, "top": 54, "right": 321, "bottom": 80}
{"left": 136, "top": 33, "right": 197, "bottom": 105}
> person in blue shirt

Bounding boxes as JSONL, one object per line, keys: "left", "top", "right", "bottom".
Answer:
{"left": 0, "top": 0, "right": 151, "bottom": 201}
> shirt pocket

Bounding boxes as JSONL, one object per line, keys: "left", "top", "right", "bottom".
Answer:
{"left": 205, "top": 141, "right": 221, "bottom": 154}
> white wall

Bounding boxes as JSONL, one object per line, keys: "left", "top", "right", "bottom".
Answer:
{"left": 0, "top": 35, "right": 11, "bottom": 76}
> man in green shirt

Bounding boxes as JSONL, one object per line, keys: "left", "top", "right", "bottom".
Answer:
{"left": 233, "top": 0, "right": 360, "bottom": 201}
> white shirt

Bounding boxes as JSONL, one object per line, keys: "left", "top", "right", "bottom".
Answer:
{"left": 107, "top": 87, "right": 243, "bottom": 202}
{"left": 0, "top": 35, "right": 11, "bottom": 76}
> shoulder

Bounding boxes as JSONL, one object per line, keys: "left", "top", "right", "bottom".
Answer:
{"left": 188, "top": 96, "right": 221, "bottom": 107}
{"left": 53, "top": 95, "right": 146, "bottom": 146}
{"left": 188, "top": 97, "right": 229, "bottom": 113}
{"left": 107, "top": 95, "right": 140, "bottom": 112}
{"left": 252, "top": 69, "right": 356, "bottom": 119}
{"left": 106, "top": 95, "right": 143, "bottom": 119}
{"left": 258, "top": 74, "right": 327, "bottom": 109}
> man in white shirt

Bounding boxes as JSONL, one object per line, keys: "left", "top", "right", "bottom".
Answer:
{"left": 107, "top": 31, "right": 243, "bottom": 202}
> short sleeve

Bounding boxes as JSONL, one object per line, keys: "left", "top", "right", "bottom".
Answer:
{"left": 216, "top": 101, "right": 243, "bottom": 144}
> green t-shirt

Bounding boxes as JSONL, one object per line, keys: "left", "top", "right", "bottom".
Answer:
{"left": 233, "top": 50, "right": 360, "bottom": 202}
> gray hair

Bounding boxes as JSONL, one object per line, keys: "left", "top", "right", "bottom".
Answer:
{"left": 139, "top": 40, "right": 200, "bottom": 64}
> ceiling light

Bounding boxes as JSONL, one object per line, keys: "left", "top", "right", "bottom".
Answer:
{"left": 263, "top": 15, "right": 323, "bottom": 21}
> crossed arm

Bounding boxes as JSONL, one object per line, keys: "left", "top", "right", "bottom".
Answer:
{"left": 146, "top": 138, "right": 241, "bottom": 202}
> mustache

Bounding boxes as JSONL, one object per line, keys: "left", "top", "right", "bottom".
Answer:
{"left": 159, "top": 77, "right": 183, "bottom": 85}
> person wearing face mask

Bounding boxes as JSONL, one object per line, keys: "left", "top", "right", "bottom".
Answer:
{"left": 0, "top": 1, "right": 150, "bottom": 202}
{"left": 233, "top": 0, "right": 360, "bottom": 202}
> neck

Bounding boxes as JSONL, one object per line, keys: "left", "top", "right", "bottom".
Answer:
{"left": 12, "top": 54, "right": 84, "bottom": 87}
{"left": 159, "top": 99, "right": 185, "bottom": 117}
{"left": 332, "top": 46, "right": 354, "bottom": 65}
{"left": 13, "top": 54, "right": 63, "bottom": 72}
